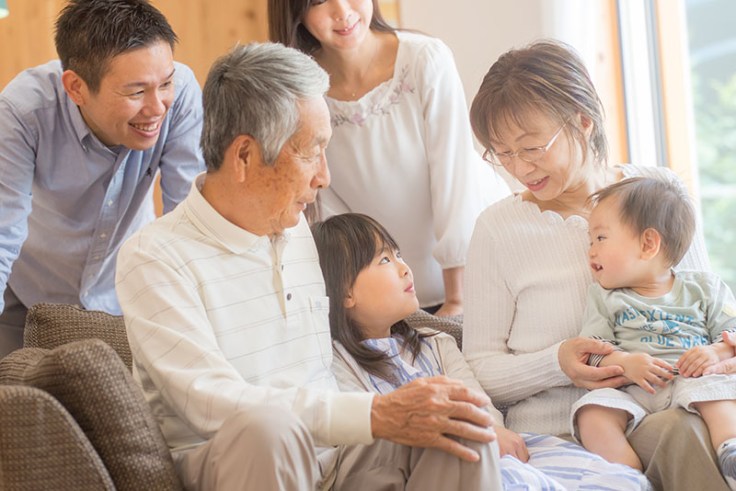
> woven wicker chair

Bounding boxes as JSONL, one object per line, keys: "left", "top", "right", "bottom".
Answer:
{"left": 404, "top": 309, "right": 464, "bottom": 349}
{"left": 0, "top": 305, "right": 463, "bottom": 490}
{"left": 0, "top": 304, "right": 182, "bottom": 491}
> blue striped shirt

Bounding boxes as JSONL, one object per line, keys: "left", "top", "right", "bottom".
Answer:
{"left": 362, "top": 335, "right": 442, "bottom": 394}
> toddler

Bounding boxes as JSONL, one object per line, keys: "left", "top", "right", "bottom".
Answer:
{"left": 572, "top": 177, "right": 736, "bottom": 489}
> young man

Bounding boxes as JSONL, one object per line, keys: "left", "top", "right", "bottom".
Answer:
{"left": 0, "top": 0, "right": 204, "bottom": 356}
{"left": 116, "top": 42, "right": 501, "bottom": 490}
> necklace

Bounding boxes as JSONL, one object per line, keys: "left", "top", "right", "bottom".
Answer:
{"left": 344, "top": 39, "right": 380, "bottom": 100}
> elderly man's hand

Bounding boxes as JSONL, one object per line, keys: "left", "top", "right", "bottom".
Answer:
{"left": 704, "top": 331, "right": 736, "bottom": 375}
{"left": 559, "top": 337, "right": 628, "bottom": 389}
{"left": 370, "top": 376, "right": 496, "bottom": 462}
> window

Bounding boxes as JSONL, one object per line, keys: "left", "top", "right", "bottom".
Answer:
{"left": 621, "top": 0, "right": 736, "bottom": 290}
{"left": 684, "top": 0, "right": 736, "bottom": 289}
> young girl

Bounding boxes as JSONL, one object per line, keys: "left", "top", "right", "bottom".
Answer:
{"left": 312, "top": 212, "right": 651, "bottom": 490}
{"left": 270, "top": 0, "right": 510, "bottom": 315}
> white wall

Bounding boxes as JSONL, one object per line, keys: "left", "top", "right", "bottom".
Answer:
{"left": 398, "top": 0, "right": 606, "bottom": 189}
{"left": 398, "top": 0, "right": 602, "bottom": 108}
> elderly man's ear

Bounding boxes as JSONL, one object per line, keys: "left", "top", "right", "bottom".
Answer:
{"left": 222, "top": 134, "right": 257, "bottom": 183}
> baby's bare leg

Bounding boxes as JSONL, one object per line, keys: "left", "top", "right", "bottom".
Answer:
{"left": 694, "top": 400, "right": 736, "bottom": 490}
{"left": 577, "top": 404, "right": 643, "bottom": 470}
{"left": 693, "top": 400, "right": 736, "bottom": 449}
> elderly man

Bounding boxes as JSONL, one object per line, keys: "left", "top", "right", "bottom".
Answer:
{"left": 0, "top": 0, "right": 204, "bottom": 357}
{"left": 116, "top": 43, "right": 502, "bottom": 490}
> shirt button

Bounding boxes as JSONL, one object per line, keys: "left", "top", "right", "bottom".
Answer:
{"left": 286, "top": 293, "right": 292, "bottom": 301}
{"left": 107, "top": 200, "right": 114, "bottom": 206}
{"left": 100, "top": 233, "right": 107, "bottom": 239}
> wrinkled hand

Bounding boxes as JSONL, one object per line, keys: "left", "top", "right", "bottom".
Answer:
{"left": 559, "top": 337, "right": 627, "bottom": 389}
{"left": 495, "top": 427, "right": 529, "bottom": 462}
{"left": 703, "top": 332, "right": 736, "bottom": 375}
{"left": 620, "top": 352, "right": 673, "bottom": 394}
{"left": 371, "top": 376, "right": 496, "bottom": 462}
{"left": 676, "top": 345, "right": 722, "bottom": 377}
{"left": 434, "top": 300, "right": 463, "bottom": 317}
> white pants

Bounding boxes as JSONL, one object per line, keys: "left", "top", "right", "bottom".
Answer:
{"left": 571, "top": 374, "right": 736, "bottom": 440}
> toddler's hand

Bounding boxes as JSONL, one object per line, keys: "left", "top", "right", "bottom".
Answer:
{"left": 621, "top": 352, "right": 674, "bottom": 394}
{"left": 677, "top": 345, "right": 721, "bottom": 377}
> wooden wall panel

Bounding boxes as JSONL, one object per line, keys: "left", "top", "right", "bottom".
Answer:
{"left": 0, "top": 0, "right": 268, "bottom": 89}
{"left": 597, "top": 0, "right": 628, "bottom": 167}
{"left": 0, "top": 0, "right": 67, "bottom": 88}
{"left": 378, "top": 0, "right": 400, "bottom": 25}
{"left": 154, "top": 0, "right": 269, "bottom": 85}
{"left": 654, "top": 0, "right": 697, "bottom": 198}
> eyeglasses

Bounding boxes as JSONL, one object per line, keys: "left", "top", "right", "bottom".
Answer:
{"left": 482, "top": 122, "right": 568, "bottom": 167}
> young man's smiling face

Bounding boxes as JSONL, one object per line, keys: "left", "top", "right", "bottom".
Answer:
{"left": 71, "top": 40, "right": 176, "bottom": 150}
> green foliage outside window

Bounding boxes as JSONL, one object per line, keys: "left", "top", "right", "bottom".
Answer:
{"left": 693, "top": 74, "right": 736, "bottom": 289}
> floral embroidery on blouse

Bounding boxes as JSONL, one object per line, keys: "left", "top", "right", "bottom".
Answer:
{"left": 329, "top": 64, "right": 415, "bottom": 128}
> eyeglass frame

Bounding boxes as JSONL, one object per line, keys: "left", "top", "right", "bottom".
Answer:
{"left": 482, "top": 121, "right": 568, "bottom": 167}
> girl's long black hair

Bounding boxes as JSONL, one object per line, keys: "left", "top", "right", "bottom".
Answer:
{"left": 312, "top": 213, "right": 432, "bottom": 384}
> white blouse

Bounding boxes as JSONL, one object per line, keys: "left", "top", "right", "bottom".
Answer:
{"left": 320, "top": 30, "right": 510, "bottom": 307}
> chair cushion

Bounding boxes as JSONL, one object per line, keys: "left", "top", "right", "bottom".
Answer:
{"left": 24, "top": 303, "right": 132, "bottom": 370}
{"left": 0, "top": 340, "right": 182, "bottom": 491}
{"left": 0, "top": 384, "right": 115, "bottom": 490}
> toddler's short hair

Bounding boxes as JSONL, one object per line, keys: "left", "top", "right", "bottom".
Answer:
{"left": 590, "top": 177, "right": 695, "bottom": 266}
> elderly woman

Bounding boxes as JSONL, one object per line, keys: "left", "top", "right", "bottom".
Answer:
{"left": 463, "top": 39, "right": 735, "bottom": 491}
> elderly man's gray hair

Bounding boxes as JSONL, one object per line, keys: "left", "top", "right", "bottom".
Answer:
{"left": 201, "top": 42, "right": 330, "bottom": 170}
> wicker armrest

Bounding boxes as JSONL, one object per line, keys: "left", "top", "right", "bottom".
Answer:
{"left": 24, "top": 303, "right": 132, "bottom": 370}
{"left": 405, "top": 309, "right": 463, "bottom": 349}
{"left": 0, "top": 384, "right": 115, "bottom": 491}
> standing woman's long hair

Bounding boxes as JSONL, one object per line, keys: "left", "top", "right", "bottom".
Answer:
{"left": 311, "top": 213, "right": 430, "bottom": 383}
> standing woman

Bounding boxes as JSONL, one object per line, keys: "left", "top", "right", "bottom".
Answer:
{"left": 269, "top": 0, "right": 509, "bottom": 316}
{"left": 463, "top": 39, "right": 732, "bottom": 491}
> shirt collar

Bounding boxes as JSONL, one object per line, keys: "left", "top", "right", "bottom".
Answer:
{"left": 65, "top": 93, "right": 93, "bottom": 146}
{"left": 64, "top": 91, "right": 126, "bottom": 158}
{"left": 183, "top": 173, "right": 293, "bottom": 254}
